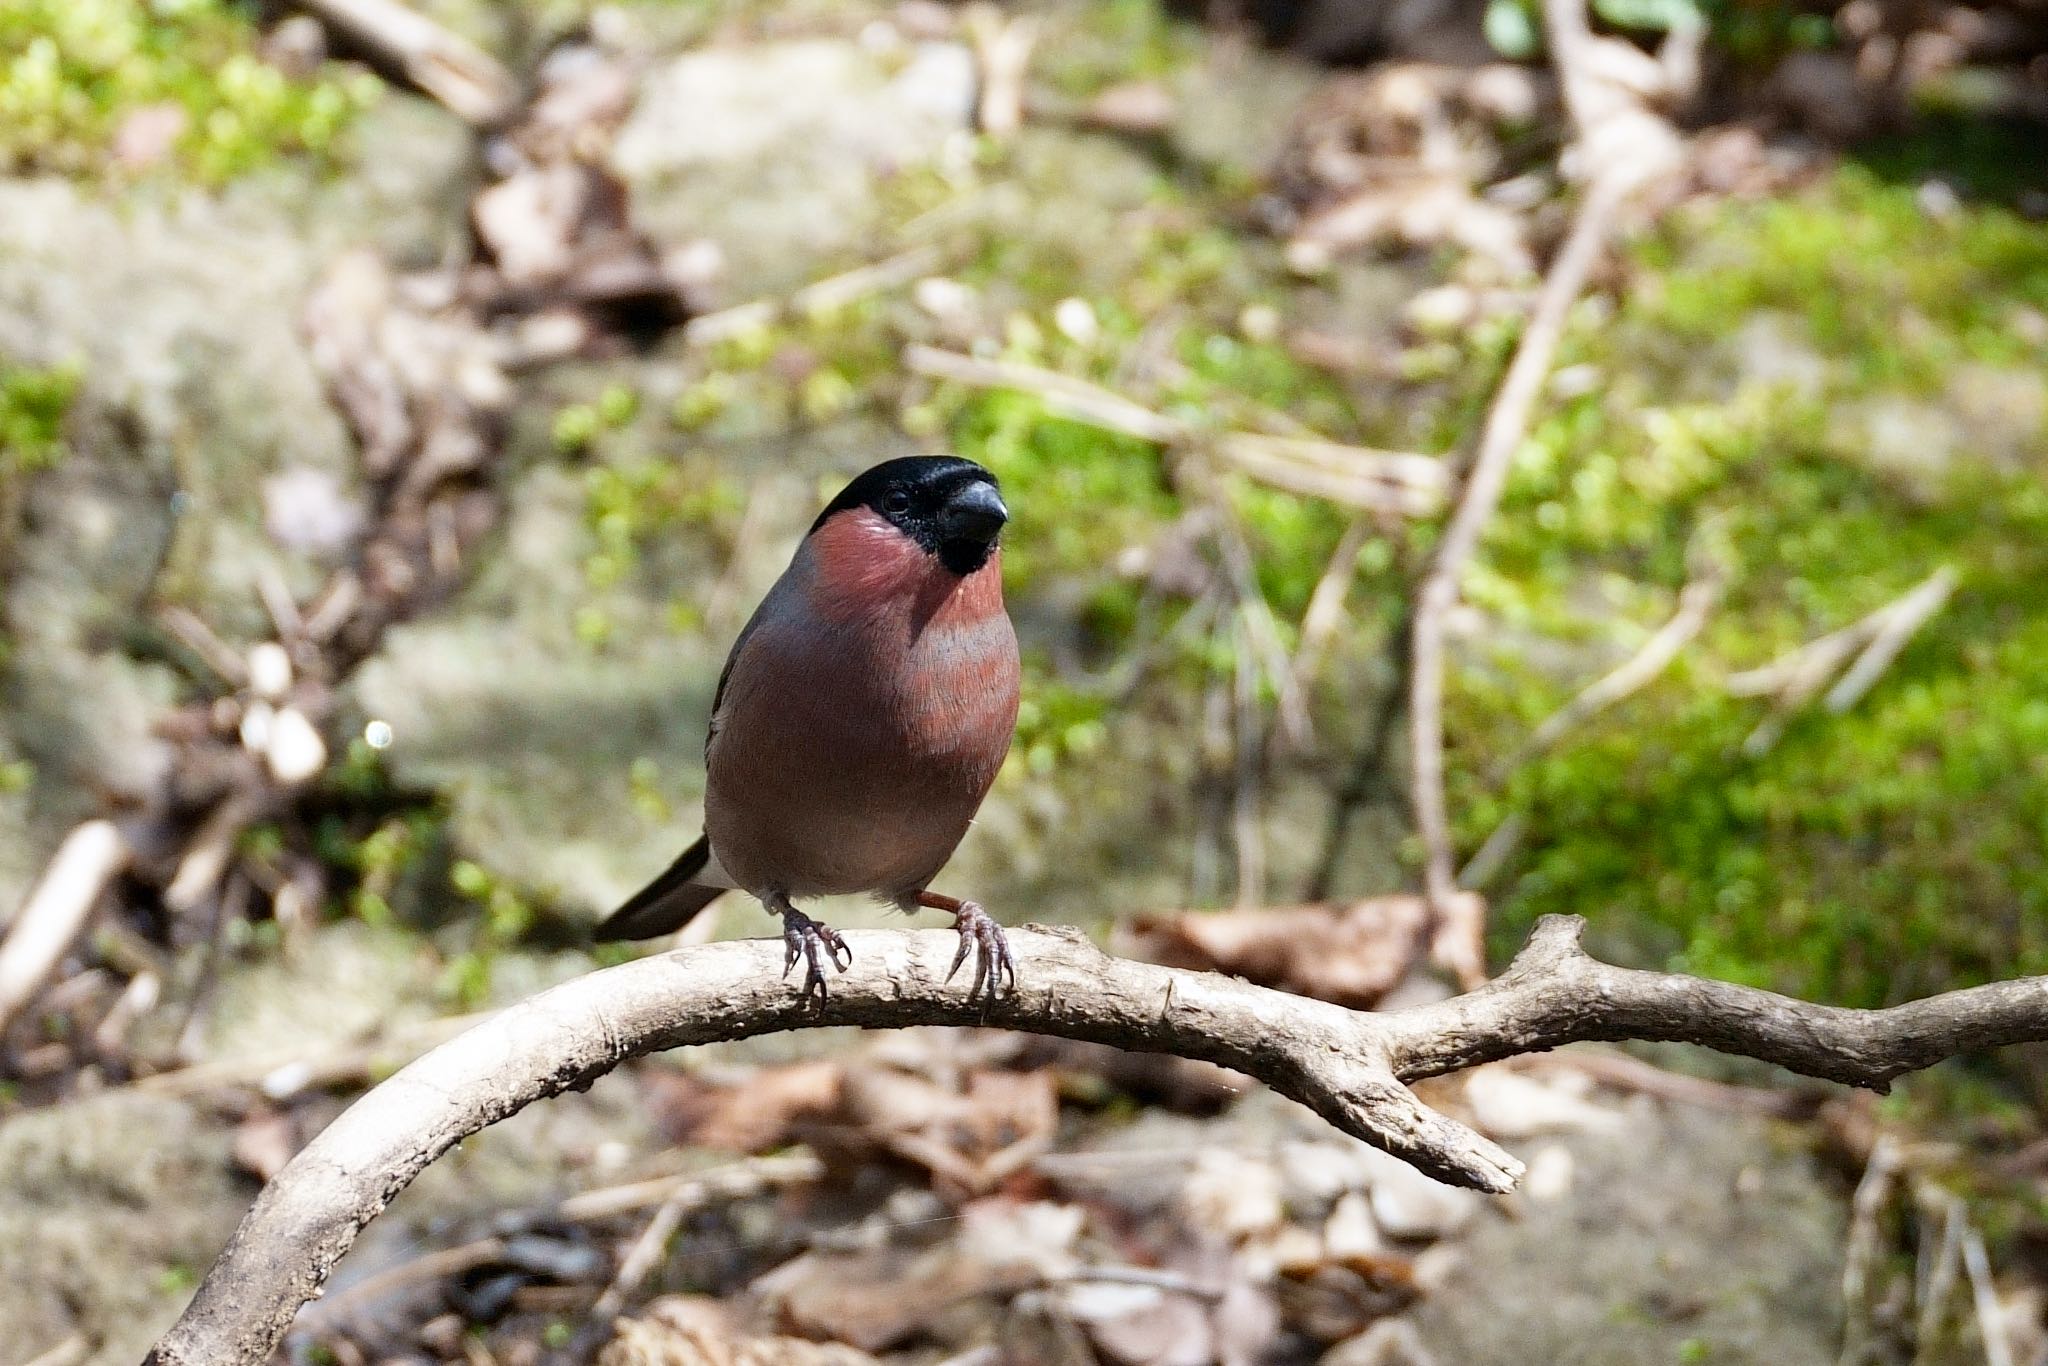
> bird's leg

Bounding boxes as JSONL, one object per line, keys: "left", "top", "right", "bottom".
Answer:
{"left": 914, "top": 890, "right": 1015, "bottom": 1005}
{"left": 766, "top": 895, "right": 850, "bottom": 1006}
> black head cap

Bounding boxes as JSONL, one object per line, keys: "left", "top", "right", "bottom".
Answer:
{"left": 811, "top": 456, "right": 1009, "bottom": 575}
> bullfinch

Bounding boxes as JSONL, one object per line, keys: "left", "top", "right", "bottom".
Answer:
{"left": 594, "top": 456, "right": 1022, "bottom": 1004}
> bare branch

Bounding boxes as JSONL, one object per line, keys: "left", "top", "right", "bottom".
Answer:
{"left": 150, "top": 916, "right": 2048, "bottom": 1365}
{"left": 1380, "top": 916, "right": 2048, "bottom": 1086}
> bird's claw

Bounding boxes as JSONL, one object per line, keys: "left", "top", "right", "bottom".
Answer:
{"left": 780, "top": 908, "right": 851, "bottom": 1006}
{"left": 946, "top": 901, "right": 1015, "bottom": 1006}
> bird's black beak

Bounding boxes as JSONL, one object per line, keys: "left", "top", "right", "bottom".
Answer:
{"left": 939, "top": 481, "right": 1009, "bottom": 545}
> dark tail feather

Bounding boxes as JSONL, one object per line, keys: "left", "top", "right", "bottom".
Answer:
{"left": 593, "top": 836, "right": 728, "bottom": 942}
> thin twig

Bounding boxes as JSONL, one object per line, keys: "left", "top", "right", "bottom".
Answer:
{"left": 1460, "top": 555, "right": 1726, "bottom": 889}
{"left": 1963, "top": 1220, "right": 2015, "bottom": 1366}
{"left": 905, "top": 345, "right": 1444, "bottom": 517}
{"left": 1510, "top": 570, "right": 1726, "bottom": 769}
{"left": 1735, "top": 566, "right": 1956, "bottom": 756}
{"left": 158, "top": 607, "right": 250, "bottom": 687}
{"left": 1516, "top": 1048, "right": 1818, "bottom": 1119}
{"left": 288, "top": 0, "right": 518, "bottom": 125}
{"left": 683, "top": 247, "right": 945, "bottom": 347}
{"left": 1912, "top": 1187, "right": 1965, "bottom": 1362}
{"left": 1825, "top": 567, "right": 1957, "bottom": 714}
{"left": 1231, "top": 616, "right": 1265, "bottom": 908}
{"left": 1408, "top": 171, "right": 1635, "bottom": 985}
{"left": 294, "top": 1237, "right": 511, "bottom": 1332}
{"left": 1291, "top": 514, "right": 1373, "bottom": 695}
{"left": 131, "top": 1010, "right": 490, "bottom": 1099}
{"left": 1306, "top": 598, "right": 1412, "bottom": 902}
{"left": 547, "top": 1152, "right": 823, "bottom": 1226}
{"left": 1838, "top": 1134, "right": 1901, "bottom": 1366}
{"left": 20, "top": 1335, "right": 90, "bottom": 1366}
{"left": 567, "top": 1181, "right": 700, "bottom": 1354}
{"left": 0, "top": 821, "right": 132, "bottom": 1035}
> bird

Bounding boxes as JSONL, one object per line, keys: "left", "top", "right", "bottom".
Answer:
{"left": 593, "top": 455, "right": 1022, "bottom": 1005}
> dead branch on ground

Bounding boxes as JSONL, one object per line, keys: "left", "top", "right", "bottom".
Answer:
{"left": 1405, "top": 171, "right": 1637, "bottom": 986}
{"left": 1405, "top": 0, "right": 1686, "bottom": 987}
{"left": 150, "top": 914, "right": 2048, "bottom": 1365}
{"left": 1507, "top": 561, "right": 1727, "bottom": 770}
{"left": 288, "top": 0, "right": 519, "bottom": 126}
{"left": 0, "top": 821, "right": 133, "bottom": 1035}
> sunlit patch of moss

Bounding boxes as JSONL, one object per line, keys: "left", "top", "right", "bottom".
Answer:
{"left": 438, "top": 857, "right": 542, "bottom": 1007}
{"left": 1010, "top": 680, "right": 1112, "bottom": 781}
{"left": 0, "top": 360, "right": 77, "bottom": 469}
{"left": 1639, "top": 166, "right": 2048, "bottom": 388}
{"left": 1456, "top": 165, "right": 2048, "bottom": 1008}
{"left": 0, "top": 359, "right": 79, "bottom": 552}
{"left": 580, "top": 457, "right": 745, "bottom": 595}
{"left": 0, "top": 0, "right": 381, "bottom": 182}
{"left": 313, "top": 806, "right": 446, "bottom": 929}
{"left": 552, "top": 383, "right": 640, "bottom": 454}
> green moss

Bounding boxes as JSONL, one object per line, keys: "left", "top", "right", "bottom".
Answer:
{"left": 1461, "top": 168, "right": 2048, "bottom": 1007}
{"left": 580, "top": 453, "right": 745, "bottom": 599}
{"left": 0, "top": 0, "right": 380, "bottom": 182}
{"left": 0, "top": 359, "right": 80, "bottom": 562}
{"left": 1640, "top": 166, "right": 2048, "bottom": 387}
{"left": 1034, "top": 0, "right": 1205, "bottom": 99}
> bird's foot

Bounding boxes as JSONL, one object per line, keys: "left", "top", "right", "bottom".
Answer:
{"left": 779, "top": 908, "right": 851, "bottom": 1006}
{"left": 946, "top": 900, "right": 1015, "bottom": 1006}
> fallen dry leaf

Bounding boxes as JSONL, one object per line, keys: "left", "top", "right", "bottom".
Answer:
{"left": 603, "top": 1295, "right": 880, "bottom": 1366}
{"left": 1274, "top": 1249, "right": 1420, "bottom": 1343}
{"left": 1117, "top": 897, "right": 1429, "bottom": 1008}
{"left": 231, "top": 1106, "right": 299, "bottom": 1182}
{"left": 647, "top": 1060, "right": 844, "bottom": 1154}
{"left": 760, "top": 1197, "right": 1080, "bottom": 1351}
{"left": 837, "top": 1062, "right": 1059, "bottom": 1199}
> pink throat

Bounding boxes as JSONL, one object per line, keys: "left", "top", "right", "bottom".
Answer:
{"left": 805, "top": 506, "right": 1005, "bottom": 630}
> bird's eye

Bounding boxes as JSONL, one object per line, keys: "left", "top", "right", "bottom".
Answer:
{"left": 882, "top": 490, "right": 912, "bottom": 515}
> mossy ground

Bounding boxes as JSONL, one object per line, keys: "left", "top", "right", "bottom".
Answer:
{"left": 1475, "top": 160, "right": 2048, "bottom": 1008}
{"left": 0, "top": 0, "right": 380, "bottom": 182}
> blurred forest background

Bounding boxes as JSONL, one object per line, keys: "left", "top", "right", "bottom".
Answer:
{"left": 0, "top": 0, "right": 2045, "bottom": 1361}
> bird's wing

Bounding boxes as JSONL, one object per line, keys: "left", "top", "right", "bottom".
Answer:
{"left": 704, "top": 568, "right": 791, "bottom": 760}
